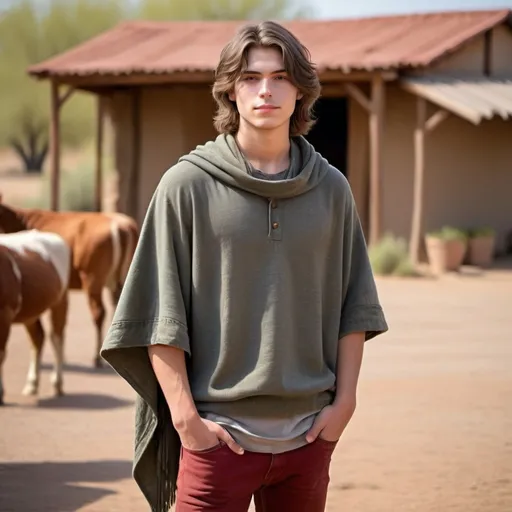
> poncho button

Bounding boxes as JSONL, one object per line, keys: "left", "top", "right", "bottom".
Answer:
{"left": 272, "top": 222, "right": 279, "bottom": 229}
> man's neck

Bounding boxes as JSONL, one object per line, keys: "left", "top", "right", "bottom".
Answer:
{"left": 235, "top": 123, "right": 290, "bottom": 175}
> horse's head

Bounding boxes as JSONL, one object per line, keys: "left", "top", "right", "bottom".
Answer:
{"left": 0, "top": 202, "right": 28, "bottom": 233}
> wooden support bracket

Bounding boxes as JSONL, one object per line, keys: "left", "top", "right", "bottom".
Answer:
{"left": 344, "top": 83, "right": 373, "bottom": 113}
{"left": 57, "top": 87, "right": 75, "bottom": 108}
{"left": 426, "top": 108, "right": 450, "bottom": 132}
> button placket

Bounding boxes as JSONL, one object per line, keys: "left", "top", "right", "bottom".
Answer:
{"left": 269, "top": 199, "right": 282, "bottom": 241}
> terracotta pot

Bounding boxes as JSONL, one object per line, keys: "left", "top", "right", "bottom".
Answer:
{"left": 468, "top": 235, "right": 495, "bottom": 267}
{"left": 425, "top": 236, "right": 467, "bottom": 275}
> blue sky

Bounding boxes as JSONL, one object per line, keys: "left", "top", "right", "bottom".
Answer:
{"left": 311, "top": 0, "right": 512, "bottom": 18}
{"left": 1, "top": 0, "right": 511, "bottom": 18}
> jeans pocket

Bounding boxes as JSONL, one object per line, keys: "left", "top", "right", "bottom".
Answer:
{"left": 182, "top": 440, "right": 225, "bottom": 455}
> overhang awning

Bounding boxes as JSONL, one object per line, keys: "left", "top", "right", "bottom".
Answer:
{"left": 401, "top": 75, "right": 512, "bottom": 124}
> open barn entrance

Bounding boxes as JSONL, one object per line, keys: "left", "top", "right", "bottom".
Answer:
{"left": 305, "top": 96, "right": 349, "bottom": 177}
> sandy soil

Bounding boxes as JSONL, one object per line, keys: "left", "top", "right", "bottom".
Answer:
{"left": 1, "top": 268, "right": 511, "bottom": 512}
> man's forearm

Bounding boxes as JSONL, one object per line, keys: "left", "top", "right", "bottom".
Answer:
{"left": 148, "top": 345, "right": 200, "bottom": 430}
{"left": 333, "top": 331, "right": 365, "bottom": 405}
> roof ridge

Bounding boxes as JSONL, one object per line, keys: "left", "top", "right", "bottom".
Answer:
{"left": 26, "top": 9, "right": 512, "bottom": 79}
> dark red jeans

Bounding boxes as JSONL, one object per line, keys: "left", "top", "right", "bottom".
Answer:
{"left": 175, "top": 438, "right": 338, "bottom": 512}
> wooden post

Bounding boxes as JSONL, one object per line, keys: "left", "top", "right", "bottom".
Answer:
{"left": 409, "top": 96, "right": 427, "bottom": 264}
{"left": 95, "top": 96, "right": 104, "bottom": 212}
{"left": 369, "top": 75, "right": 384, "bottom": 246}
{"left": 483, "top": 29, "right": 493, "bottom": 77}
{"left": 409, "top": 97, "right": 450, "bottom": 264}
{"left": 129, "top": 89, "right": 141, "bottom": 221}
{"left": 50, "top": 81, "right": 61, "bottom": 211}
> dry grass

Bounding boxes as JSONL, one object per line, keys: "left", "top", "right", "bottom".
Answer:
{"left": 0, "top": 144, "right": 116, "bottom": 211}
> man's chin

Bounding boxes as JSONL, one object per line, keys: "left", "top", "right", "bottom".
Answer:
{"left": 246, "top": 118, "right": 287, "bottom": 131}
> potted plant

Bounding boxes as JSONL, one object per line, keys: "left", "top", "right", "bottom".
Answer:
{"left": 425, "top": 226, "right": 468, "bottom": 275}
{"left": 467, "top": 227, "right": 496, "bottom": 267}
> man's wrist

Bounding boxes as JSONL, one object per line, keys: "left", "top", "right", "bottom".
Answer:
{"left": 333, "top": 390, "right": 357, "bottom": 410}
{"left": 171, "top": 408, "right": 202, "bottom": 432}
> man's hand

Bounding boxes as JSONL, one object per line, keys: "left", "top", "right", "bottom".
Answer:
{"left": 176, "top": 416, "right": 245, "bottom": 455}
{"left": 305, "top": 395, "right": 357, "bottom": 443}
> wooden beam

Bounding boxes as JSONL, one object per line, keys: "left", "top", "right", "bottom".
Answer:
{"left": 344, "top": 83, "right": 372, "bottom": 113}
{"left": 49, "top": 81, "right": 61, "bottom": 211}
{"left": 31, "top": 70, "right": 398, "bottom": 92}
{"left": 484, "top": 29, "right": 493, "bottom": 77}
{"left": 425, "top": 109, "right": 450, "bottom": 132}
{"left": 321, "top": 70, "right": 396, "bottom": 83}
{"left": 94, "top": 96, "right": 104, "bottom": 212}
{"left": 34, "top": 71, "right": 215, "bottom": 87}
{"left": 320, "top": 84, "right": 348, "bottom": 98}
{"left": 368, "top": 75, "right": 384, "bottom": 246}
{"left": 58, "top": 87, "right": 75, "bottom": 108}
{"left": 409, "top": 96, "right": 427, "bottom": 264}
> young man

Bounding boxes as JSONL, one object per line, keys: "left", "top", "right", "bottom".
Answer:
{"left": 101, "top": 20, "right": 388, "bottom": 512}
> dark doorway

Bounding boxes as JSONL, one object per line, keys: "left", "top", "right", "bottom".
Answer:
{"left": 305, "top": 96, "right": 348, "bottom": 177}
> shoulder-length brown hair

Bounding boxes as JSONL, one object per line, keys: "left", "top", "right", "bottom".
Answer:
{"left": 212, "top": 21, "right": 321, "bottom": 137}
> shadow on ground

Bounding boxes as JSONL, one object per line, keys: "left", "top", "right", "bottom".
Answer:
{"left": 40, "top": 362, "right": 116, "bottom": 375}
{"left": 35, "top": 393, "right": 133, "bottom": 410}
{"left": 0, "top": 460, "right": 132, "bottom": 512}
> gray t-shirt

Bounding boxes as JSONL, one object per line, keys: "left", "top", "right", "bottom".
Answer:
{"left": 201, "top": 148, "right": 316, "bottom": 454}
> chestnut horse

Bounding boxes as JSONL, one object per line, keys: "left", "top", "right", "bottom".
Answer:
{"left": 0, "top": 230, "right": 70, "bottom": 404}
{"left": 0, "top": 199, "right": 139, "bottom": 367}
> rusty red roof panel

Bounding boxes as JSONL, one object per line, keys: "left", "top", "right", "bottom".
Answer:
{"left": 28, "top": 9, "right": 511, "bottom": 78}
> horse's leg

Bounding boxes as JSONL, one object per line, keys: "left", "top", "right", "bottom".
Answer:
{"left": 108, "top": 282, "right": 122, "bottom": 310}
{"left": 81, "top": 273, "right": 106, "bottom": 368}
{"left": 22, "top": 319, "right": 45, "bottom": 397}
{"left": 48, "top": 292, "right": 68, "bottom": 396}
{"left": 0, "top": 317, "right": 11, "bottom": 405}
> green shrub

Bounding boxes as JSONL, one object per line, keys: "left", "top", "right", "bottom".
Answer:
{"left": 393, "top": 257, "right": 419, "bottom": 277}
{"left": 60, "top": 161, "right": 96, "bottom": 211}
{"left": 18, "top": 161, "right": 96, "bottom": 211}
{"left": 369, "top": 233, "right": 419, "bottom": 277}
{"left": 467, "top": 226, "right": 495, "bottom": 238}
{"left": 18, "top": 145, "right": 114, "bottom": 211}
{"left": 427, "top": 226, "right": 467, "bottom": 241}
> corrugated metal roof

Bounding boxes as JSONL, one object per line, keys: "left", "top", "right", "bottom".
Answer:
{"left": 28, "top": 9, "right": 511, "bottom": 80}
{"left": 401, "top": 75, "right": 512, "bottom": 124}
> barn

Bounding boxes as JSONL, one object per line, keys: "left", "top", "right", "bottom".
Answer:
{"left": 27, "top": 9, "right": 512, "bottom": 259}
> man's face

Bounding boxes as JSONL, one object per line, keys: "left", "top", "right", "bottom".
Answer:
{"left": 229, "top": 46, "right": 302, "bottom": 133}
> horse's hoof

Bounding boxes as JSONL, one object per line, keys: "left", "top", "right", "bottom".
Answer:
{"left": 53, "top": 387, "right": 64, "bottom": 397}
{"left": 22, "top": 385, "right": 37, "bottom": 397}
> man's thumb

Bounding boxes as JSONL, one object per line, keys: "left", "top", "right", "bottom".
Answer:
{"left": 305, "top": 421, "right": 322, "bottom": 443}
{"left": 215, "top": 427, "right": 244, "bottom": 455}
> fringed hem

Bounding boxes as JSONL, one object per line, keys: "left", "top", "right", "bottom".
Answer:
{"left": 155, "top": 387, "right": 181, "bottom": 511}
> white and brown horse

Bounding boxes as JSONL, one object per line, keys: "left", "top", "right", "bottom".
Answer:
{"left": 0, "top": 199, "right": 139, "bottom": 367}
{"left": 0, "top": 230, "right": 70, "bottom": 404}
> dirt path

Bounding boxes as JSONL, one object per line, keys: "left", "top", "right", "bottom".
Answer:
{"left": 1, "top": 269, "right": 511, "bottom": 511}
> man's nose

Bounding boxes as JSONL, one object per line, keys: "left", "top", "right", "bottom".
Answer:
{"left": 258, "top": 78, "right": 272, "bottom": 97}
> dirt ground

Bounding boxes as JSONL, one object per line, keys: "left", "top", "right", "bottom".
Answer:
{"left": 1, "top": 267, "right": 511, "bottom": 512}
